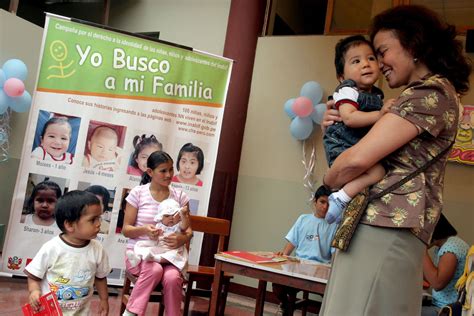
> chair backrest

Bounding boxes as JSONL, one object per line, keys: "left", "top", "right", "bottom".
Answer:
{"left": 189, "top": 215, "right": 231, "bottom": 253}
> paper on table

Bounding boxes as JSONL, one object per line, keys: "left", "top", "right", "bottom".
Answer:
{"left": 222, "top": 251, "right": 287, "bottom": 263}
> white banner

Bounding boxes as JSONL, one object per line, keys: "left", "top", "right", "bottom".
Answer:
{"left": 1, "top": 15, "right": 232, "bottom": 285}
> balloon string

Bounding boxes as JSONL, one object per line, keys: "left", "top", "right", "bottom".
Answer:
{"left": 0, "top": 109, "right": 11, "bottom": 163}
{"left": 302, "top": 139, "right": 316, "bottom": 201}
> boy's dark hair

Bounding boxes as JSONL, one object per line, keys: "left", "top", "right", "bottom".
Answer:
{"left": 85, "top": 185, "right": 111, "bottom": 212}
{"left": 140, "top": 151, "right": 174, "bottom": 185}
{"left": 26, "top": 180, "right": 62, "bottom": 215}
{"left": 334, "top": 35, "right": 375, "bottom": 78}
{"left": 369, "top": 5, "right": 471, "bottom": 95}
{"left": 130, "top": 134, "right": 163, "bottom": 169}
{"left": 41, "top": 117, "right": 71, "bottom": 138}
{"left": 176, "top": 143, "right": 205, "bottom": 175}
{"left": 431, "top": 213, "right": 457, "bottom": 241}
{"left": 314, "top": 185, "right": 332, "bottom": 201}
{"left": 55, "top": 190, "right": 100, "bottom": 232}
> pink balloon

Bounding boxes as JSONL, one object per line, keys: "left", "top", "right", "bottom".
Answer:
{"left": 292, "top": 96, "right": 313, "bottom": 117}
{"left": 3, "top": 78, "right": 25, "bottom": 97}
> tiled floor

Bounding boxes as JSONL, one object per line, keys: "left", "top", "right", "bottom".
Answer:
{"left": 0, "top": 275, "right": 298, "bottom": 315}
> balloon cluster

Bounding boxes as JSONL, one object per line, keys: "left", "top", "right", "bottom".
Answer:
{"left": 0, "top": 59, "right": 32, "bottom": 114}
{"left": 284, "top": 81, "right": 326, "bottom": 140}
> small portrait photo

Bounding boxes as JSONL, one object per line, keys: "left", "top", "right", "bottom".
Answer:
{"left": 126, "top": 133, "right": 164, "bottom": 177}
{"left": 115, "top": 188, "right": 131, "bottom": 234}
{"left": 31, "top": 110, "right": 81, "bottom": 164}
{"left": 172, "top": 142, "right": 206, "bottom": 187}
{"left": 82, "top": 121, "right": 126, "bottom": 172}
{"left": 20, "top": 173, "right": 69, "bottom": 228}
{"left": 77, "top": 181, "right": 115, "bottom": 235}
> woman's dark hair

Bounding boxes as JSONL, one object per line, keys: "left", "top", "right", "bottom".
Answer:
{"left": 369, "top": 5, "right": 471, "bottom": 95}
{"left": 26, "top": 180, "right": 62, "bottom": 214}
{"left": 335, "top": 35, "right": 374, "bottom": 78}
{"left": 55, "top": 190, "right": 100, "bottom": 232}
{"left": 431, "top": 213, "right": 457, "bottom": 241}
{"left": 176, "top": 143, "right": 204, "bottom": 175}
{"left": 84, "top": 185, "right": 111, "bottom": 212}
{"left": 41, "top": 117, "right": 71, "bottom": 138}
{"left": 140, "top": 151, "right": 173, "bottom": 185}
{"left": 130, "top": 134, "right": 163, "bottom": 168}
{"left": 314, "top": 185, "right": 332, "bottom": 201}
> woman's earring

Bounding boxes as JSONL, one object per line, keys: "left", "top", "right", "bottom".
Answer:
{"left": 413, "top": 58, "right": 418, "bottom": 63}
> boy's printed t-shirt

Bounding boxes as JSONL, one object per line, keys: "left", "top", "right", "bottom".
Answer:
{"left": 25, "top": 235, "right": 110, "bottom": 315}
{"left": 286, "top": 214, "right": 338, "bottom": 263}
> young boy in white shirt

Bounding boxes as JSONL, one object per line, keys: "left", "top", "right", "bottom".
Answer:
{"left": 25, "top": 190, "right": 111, "bottom": 315}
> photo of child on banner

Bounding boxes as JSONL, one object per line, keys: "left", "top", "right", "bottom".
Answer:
{"left": 82, "top": 121, "right": 126, "bottom": 172}
{"left": 31, "top": 110, "right": 80, "bottom": 164}
{"left": 20, "top": 173, "right": 68, "bottom": 228}
{"left": 127, "top": 133, "right": 163, "bottom": 176}
{"left": 78, "top": 181, "right": 115, "bottom": 235}
{"left": 172, "top": 142, "right": 205, "bottom": 187}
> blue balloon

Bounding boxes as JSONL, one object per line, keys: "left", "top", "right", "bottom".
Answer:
{"left": 290, "top": 117, "right": 313, "bottom": 140}
{"left": 311, "top": 103, "right": 327, "bottom": 125}
{"left": 0, "top": 90, "right": 10, "bottom": 114}
{"left": 2, "top": 59, "right": 28, "bottom": 81}
{"left": 0, "top": 69, "right": 5, "bottom": 87}
{"left": 284, "top": 98, "right": 296, "bottom": 119}
{"left": 300, "top": 81, "right": 323, "bottom": 105}
{"left": 10, "top": 90, "right": 32, "bottom": 113}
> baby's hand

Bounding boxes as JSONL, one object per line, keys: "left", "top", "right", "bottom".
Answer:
{"left": 28, "top": 289, "right": 42, "bottom": 312}
{"left": 144, "top": 224, "right": 160, "bottom": 240}
{"left": 380, "top": 98, "right": 396, "bottom": 116}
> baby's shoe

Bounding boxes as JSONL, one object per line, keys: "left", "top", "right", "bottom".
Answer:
{"left": 325, "top": 194, "right": 347, "bottom": 224}
{"left": 126, "top": 250, "right": 141, "bottom": 268}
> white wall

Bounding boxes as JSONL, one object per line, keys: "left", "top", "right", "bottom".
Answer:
{"left": 109, "top": 0, "right": 231, "bottom": 56}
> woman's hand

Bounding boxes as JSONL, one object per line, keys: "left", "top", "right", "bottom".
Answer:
{"left": 143, "top": 224, "right": 160, "bottom": 241}
{"left": 321, "top": 99, "right": 341, "bottom": 132}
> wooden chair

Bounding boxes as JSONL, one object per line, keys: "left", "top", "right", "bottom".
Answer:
{"left": 183, "top": 215, "right": 232, "bottom": 316}
{"left": 120, "top": 270, "right": 165, "bottom": 316}
{"left": 120, "top": 214, "right": 231, "bottom": 316}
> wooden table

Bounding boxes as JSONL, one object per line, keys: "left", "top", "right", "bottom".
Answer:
{"left": 209, "top": 252, "right": 330, "bottom": 316}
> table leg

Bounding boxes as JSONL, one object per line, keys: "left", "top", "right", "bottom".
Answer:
{"left": 255, "top": 279, "right": 267, "bottom": 316}
{"left": 210, "top": 260, "right": 224, "bottom": 316}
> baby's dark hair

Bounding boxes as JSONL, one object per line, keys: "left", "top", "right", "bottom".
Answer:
{"left": 334, "top": 35, "right": 375, "bottom": 78}
{"left": 84, "top": 185, "right": 110, "bottom": 212}
{"left": 55, "top": 190, "right": 100, "bottom": 232}
{"left": 26, "top": 180, "right": 62, "bottom": 215}
{"left": 431, "top": 213, "right": 457, "bottom": 242}
{"left": 130, "top": 134, "right": 163, "bottom": 168}
{"left": 140, "top": 151, "right": 174, "bottom": 185}
{"left": 41, "top": 117, "right": 71, "bottom": 139}
{"left": 314, "top": 185, "right": 332, "bottom": 201}
{"left": 176, "top": 143, "right": 204, "bottom": 175}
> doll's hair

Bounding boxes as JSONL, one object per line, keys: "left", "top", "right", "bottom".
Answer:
{"left": 55, "top": 190, "right": 100, "bottom": 233}
{"left": 84, "top": 185, "right": 111, "bottom": 212}
{"left": 26, "top": 180, "right": 62, "bottom": 215}
{"left": 130, "top": 134, "right": 163, "bottom": 168}
{"left": 140, "top": 151, "right": 174, "bottom": 185}
{"left": 176, "top": 143, "right": 204, "bottom": 175}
